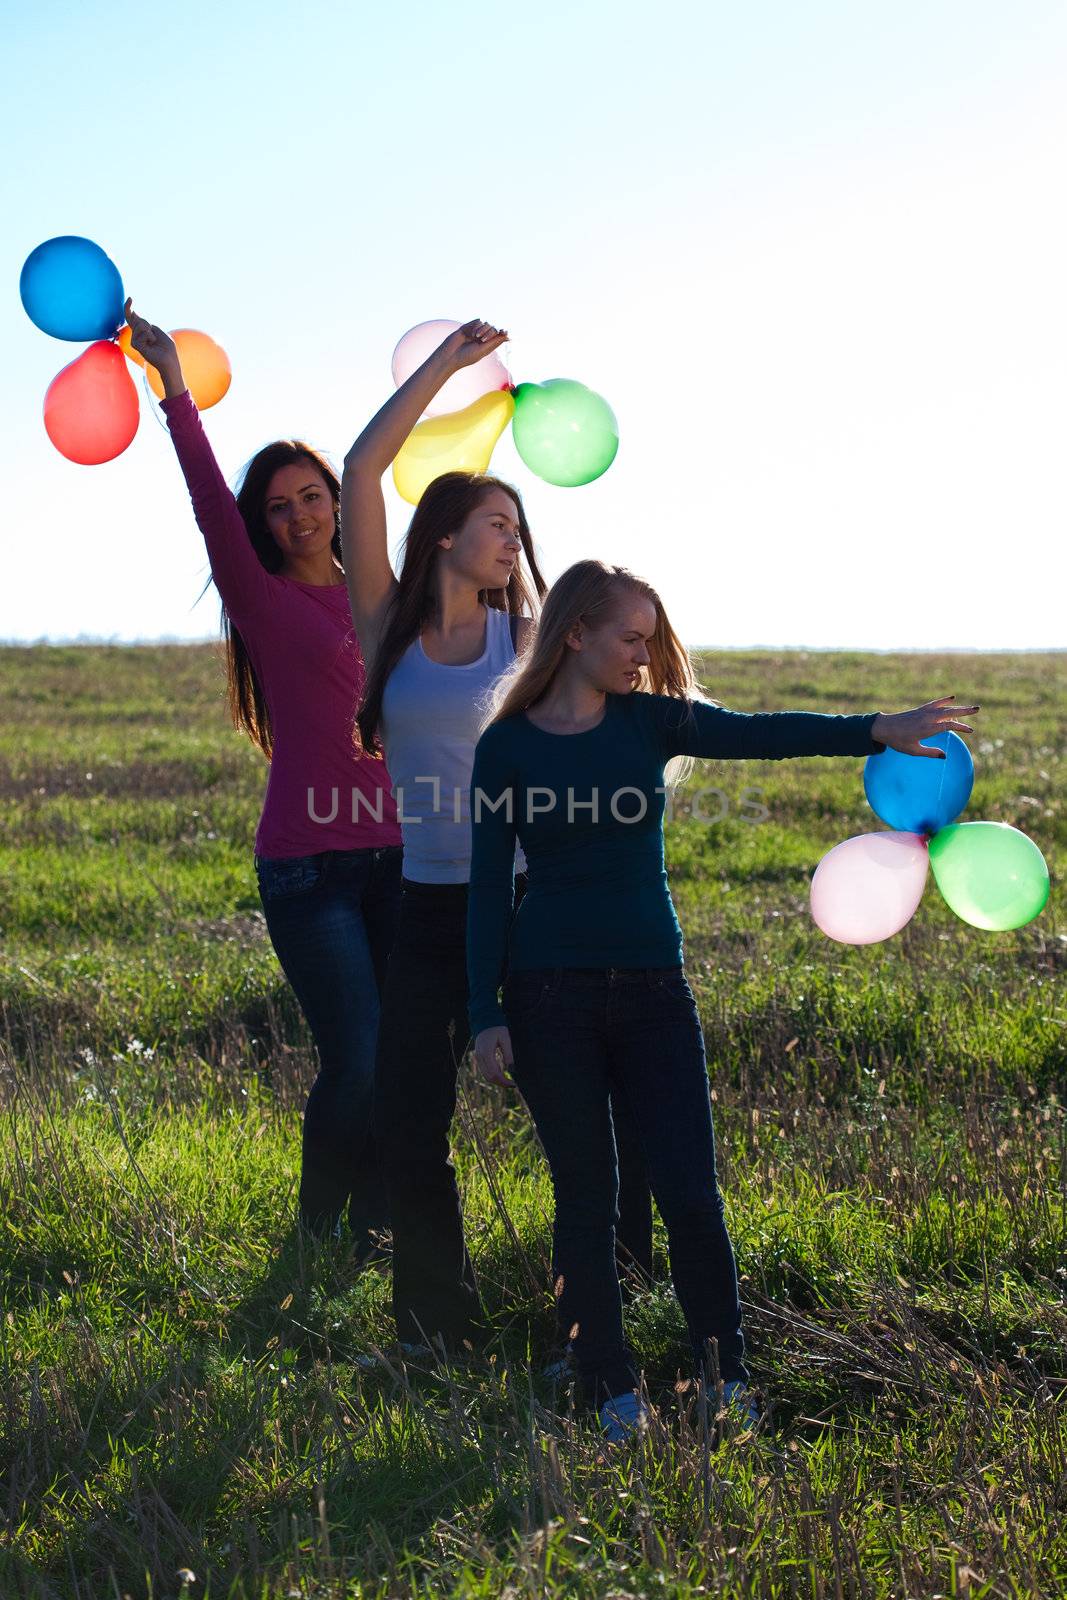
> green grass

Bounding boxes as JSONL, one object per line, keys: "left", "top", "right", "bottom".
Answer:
{"left": 0, "top": 643, "right": 1064, "bottom": 1599}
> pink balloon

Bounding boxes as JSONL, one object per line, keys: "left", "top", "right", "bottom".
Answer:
{"left": 810, "top": 831, "right": 929, "bottom": 945}
{"left": 391, "top": 319, "right": 511, "bottom": 418}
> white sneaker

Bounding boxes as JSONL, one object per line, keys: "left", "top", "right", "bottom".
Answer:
{"left": 598, "top": 1390, "right": 649, "bottom": 1443}
{"left": 721, "top": 1379, "right": 759, "bottom": 1426}
{"left": 354, "top": 1341, "right": 432, "bottom": 1372}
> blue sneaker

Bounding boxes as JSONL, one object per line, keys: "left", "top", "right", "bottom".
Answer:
{"left": 598, "top": 1390, "right": 649, "bottom": 1443}
{"left": 721, "top": 1379, "right": 759, "bottom": 1426}
{"left": 542, "top": 1341, "right": 574, "bottom": 1381}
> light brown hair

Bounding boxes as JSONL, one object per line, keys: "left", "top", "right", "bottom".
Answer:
{"left": 355, "top": 471, "right": 547, "bottom": 755}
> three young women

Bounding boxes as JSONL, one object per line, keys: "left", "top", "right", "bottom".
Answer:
{"left": 124, "top": 301, "right": 402, "bottom": 1254}
{"left": 467, "top": 559, "right": 979, "bottom": 1436}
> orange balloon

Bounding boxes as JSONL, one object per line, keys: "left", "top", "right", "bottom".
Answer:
{"left": 116, "top": 324, "right": 145, "bottom": 368}
{"left": 44, "top": 341, "right": 140, "bottom": 465}
{"left": 145, "top": 328, "right": 231, "bottom": 409}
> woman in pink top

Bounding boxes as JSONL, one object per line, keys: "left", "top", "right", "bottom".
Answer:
{"left": 125, "top": 301, "right": 403, "bottom": 1256}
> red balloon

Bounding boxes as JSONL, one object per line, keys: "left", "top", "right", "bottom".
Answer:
{"left": 43, "top": 340, "right": 140, "bottom": 465}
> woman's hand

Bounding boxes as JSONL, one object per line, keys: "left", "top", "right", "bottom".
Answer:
{"left": 871, "top": 696, "right": 979, "bottom": 759}
{"left": 438, "top": 318, "right": 509, "bottom": 373}
{"left": 124, "top": 299, "right": 185, "bottom": 395}
{"left": 473, "top": 1025, "right": 513, "bottom": 1087}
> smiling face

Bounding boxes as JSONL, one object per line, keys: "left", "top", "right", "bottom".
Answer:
{"left": 437, "top": 487, "right": 523, "bottom": 590}
{"left": 263, "top": 462, "right": 337, "bottom": 566}
{"left": 568, "top": 590, "right": 658, "bottom": 695}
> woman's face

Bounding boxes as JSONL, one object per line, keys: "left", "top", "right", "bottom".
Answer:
{"left": 439, "top": 489, "right": 524, "bottom": 590}
{"left": 264, "top": 462, "right": 337, "bottom": 565}
{"left": 570, "top": 592, "right": 658, "bottom": 695}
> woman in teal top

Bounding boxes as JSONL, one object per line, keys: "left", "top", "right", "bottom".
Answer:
{"left": 466, "top": 558, "right": 978, "bottom": 1439}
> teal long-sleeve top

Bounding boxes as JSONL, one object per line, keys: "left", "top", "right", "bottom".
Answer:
{"left": 466, "top": 691, "right": 884, "bottom": 1036}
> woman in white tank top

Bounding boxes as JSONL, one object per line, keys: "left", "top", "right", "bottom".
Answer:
{"left": 341, "top": 322, "right": 653, "bottom": 1358}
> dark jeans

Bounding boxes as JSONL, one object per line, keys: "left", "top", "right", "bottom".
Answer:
{"left": 504, "top": 965, "right": 749, "bottom": 1406}
{"left": 255, "top": 845, "right": 403, "bottom": 1246}
{"left": 374, "top": 877, "right": 655, "bottom": 1349}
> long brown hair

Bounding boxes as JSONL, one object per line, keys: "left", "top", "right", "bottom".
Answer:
{"left": 485, "top": 559, "right": 711, "bottom": 783}
{"left": 355, "top": 472, "right": 548, "bottom": 755}
{"left": 210, "top": 441, "right": 342, "bottom": 758}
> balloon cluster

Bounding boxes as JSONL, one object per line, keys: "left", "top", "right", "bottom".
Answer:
{"left": 20, "top": 235, "right": 231, "bottom": 466}
{"left": 810, "top": 732, "right": 1050, "bottom": 944}
{"left": 390, "top": 320, "right": 619, "bottom": 505}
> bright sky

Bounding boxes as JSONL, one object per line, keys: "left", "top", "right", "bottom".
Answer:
{"left": 2, "top": 0, "right": 1064, "bottom": 649}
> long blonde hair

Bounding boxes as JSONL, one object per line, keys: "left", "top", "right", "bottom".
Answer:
{"left": 484, "top": 560, "right": 714, "bottom": 786}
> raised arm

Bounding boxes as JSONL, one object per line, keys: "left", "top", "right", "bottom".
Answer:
{"left": 340, "top": 319, "right": 508, "bottom": 672}
{"left": 124, "top": 299, "right": 275, "bottom": 621}
{"left": 649, "top": 693, "right": 978, "bottom": 763}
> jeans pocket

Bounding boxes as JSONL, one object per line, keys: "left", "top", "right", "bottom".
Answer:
{"left": 652, "top": 968, "right": 695, "bottom": 1004}
{"left": 503, "top": 971, "right": 553, "bottom": 1024}
{"left": 256, "top": 853, "right": 326, "bottom": 903}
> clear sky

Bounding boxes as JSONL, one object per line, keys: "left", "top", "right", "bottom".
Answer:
{"left": 2, "top": 0, "right": 1064, "bottom": 649}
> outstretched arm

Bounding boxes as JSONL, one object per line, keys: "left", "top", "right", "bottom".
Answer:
{"left": 124, "top": 299, "right": 275, "bottom": 621}
{"left": 340, "top": 320, "right": 507, "bottom": 671}
{"left": 649, "top": 693, "right": 978, "bottom": 762}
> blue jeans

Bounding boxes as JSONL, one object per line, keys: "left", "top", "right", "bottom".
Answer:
{"left": 255, "top": 845, "right": 403, "bottom": 1245}
{"left": 504, "top": 965, "right": 749, "bottom": 1406}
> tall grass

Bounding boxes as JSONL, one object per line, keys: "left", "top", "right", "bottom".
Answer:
{"left": 0, "top": 644, "right": 1063, "bottom": 1599}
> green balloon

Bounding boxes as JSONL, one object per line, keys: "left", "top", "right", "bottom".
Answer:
{"left": 511, "top": 379, "right": 619, "bottom": 487}
{"left": 928, "top": 822, "right": 1050, "bottom": 930}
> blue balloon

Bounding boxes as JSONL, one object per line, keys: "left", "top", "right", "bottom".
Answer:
{"left": 863, "top": 730, "right": 974, "bottom": 835}
{"left": 20, "top": 236, "right": 125, "bottom": 341}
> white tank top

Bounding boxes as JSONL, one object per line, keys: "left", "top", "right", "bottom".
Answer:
{"left": 380, "top": 605, "right": 527, "bottom": 884}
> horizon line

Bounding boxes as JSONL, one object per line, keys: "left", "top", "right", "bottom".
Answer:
{"left": 1, "top": 636, "right": 1063, "bottom": 657}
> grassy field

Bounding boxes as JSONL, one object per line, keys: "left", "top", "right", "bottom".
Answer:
{"left": 0, "top": 642, "right": 1063, "bottom": 1600}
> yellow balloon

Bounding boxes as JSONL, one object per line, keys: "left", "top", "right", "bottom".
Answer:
{"left": 393, "top": 390, "right": 515, "bottom": 506}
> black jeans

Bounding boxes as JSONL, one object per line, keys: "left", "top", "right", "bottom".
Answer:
{"left": 374, "top": 876, "right": 655, "bottom": 1349}
{"left": 255, "top": 845, "right": 403, "bottom": 1245}
{"left": 504, "top": 965, "right": 749, "bottom": 1406}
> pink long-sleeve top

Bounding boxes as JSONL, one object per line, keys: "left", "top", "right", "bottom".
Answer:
{"left": 161, "top": 390, "right": 402, "bottom": 859}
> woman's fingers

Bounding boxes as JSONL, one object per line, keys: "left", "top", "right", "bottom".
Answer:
{"left": 473, "top": 1031, "right": 513, "bottom": 1086}
{"left": 921, "top": 697, "right": 979, "bottom": 717}
{"left": 125, "top": 299, "right": 172, "bottom": 353}
{"left": 458, "top": 318, "right": 507, "bottom": 344}
{"left": 124, "top": 298, "right": 155, "bottom": 351}
{"left": 490, "top": 1039, "right": 512, "bottom": 1083}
